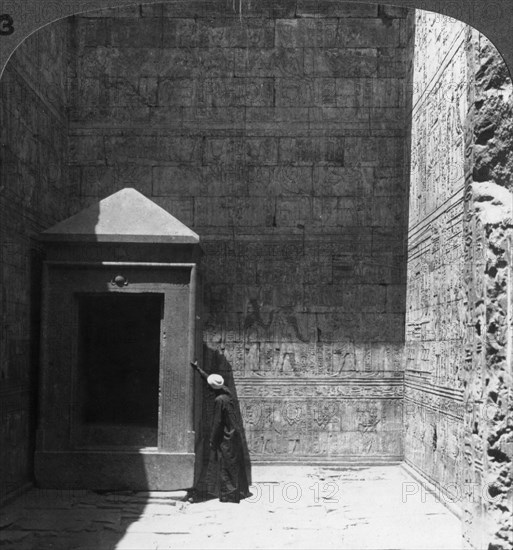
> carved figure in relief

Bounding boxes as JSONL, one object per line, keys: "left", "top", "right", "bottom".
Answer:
{"left": 356, "top": 404, "right": 380, "bottom": 453}
{"left": 278, "top": 349, "right": 296, "bottom": 375}
{"left": 331, "top": 342, "right": 356, "bottom": 375}
{"left": 311, "top": 432, "right": 328, "bottom": 456}
{"left": 386, "top": 345, "right": 401, "bottom": 371}
{"left": 243, "top": 298, "right": 271, "bottom": 341}
{"left": 261, "top": 403, "right": 281, "bottom": 436}
{"left": 244, "top": 344, "right": 260, "bottom": 377}
{"left": 270, "top": 306, "right": 308, "bottom": 343}
{"left": 243, "top": 292, "right": 307, "bottom": 346}
{"left": 246, "top": 432, "right": 263, "bottom": 455}
{"left": 241, "top": 401, "right": 262, "bottom": 429}
{"left": 357, "top": 404, "right": 380, "bottom": 434}
{"left": 313, "top": 402, "right": 339, "bottom": 430}
{"left": 283, "top": 402, "right": 304, "bottom": 427}
{"left": 262, "top": 436, "right": 276, "bottom": 454}
{"left": 288, "top": 438, "right": 301, "bottom": 454}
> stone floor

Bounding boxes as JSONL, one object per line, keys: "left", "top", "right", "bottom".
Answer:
{"left": 0, "top": 465, "right": 463, "bottom": 550}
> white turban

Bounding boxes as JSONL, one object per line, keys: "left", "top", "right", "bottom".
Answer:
{"left": 207, "top": 374, "right": 224, "bottom": 389}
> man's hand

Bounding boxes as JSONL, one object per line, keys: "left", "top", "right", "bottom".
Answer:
{"left": 190, "top": 360, "right": 208, "bottom": 382}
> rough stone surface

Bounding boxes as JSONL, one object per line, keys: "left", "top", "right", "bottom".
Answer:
{"left": 461, "top": 27, "right": 513, "bottom": 550}
{"left": 67, "top": 1, "right": 411, "bottom": 463}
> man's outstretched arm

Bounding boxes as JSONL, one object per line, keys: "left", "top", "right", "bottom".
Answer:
{"left": 190, "top": 360, "right": 209, "bottom": 382}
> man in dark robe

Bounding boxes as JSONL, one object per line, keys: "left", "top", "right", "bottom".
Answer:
{"left": 189, "top": 361, "right": 250, "bottom": 503}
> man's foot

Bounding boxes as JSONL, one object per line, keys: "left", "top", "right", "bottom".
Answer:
{"left": 220, "top": 494, "right": 240, "bottom": 503}
{"left": 183, "top": 490, "right": 198, "bottom": 503}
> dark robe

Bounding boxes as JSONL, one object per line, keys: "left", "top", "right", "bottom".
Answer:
{"left": 189, "top": 363, "right": 250, "bottom": 503}
{"left": 209, "top": 388, "right": 250, "bottom": 502}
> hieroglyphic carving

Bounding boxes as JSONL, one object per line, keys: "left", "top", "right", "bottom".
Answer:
{"left": 243, "top": 297, "right": 308, "bottom": 344}
{"left": 404, "top": 385, "right": 463, "bottom": 420}
{"left": 240, "top": 397, "right": 401, "bottom": 459}
{"left": 236, "top": 380, "right": 403, "bottom": 399}
{"left": 405, "top": 10, "right": 468, "bottom": 507}
{"left": 67, "top": 5, "right": 411, "bottom": 462}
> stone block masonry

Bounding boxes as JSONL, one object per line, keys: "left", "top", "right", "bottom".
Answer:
{"left": 1, "top": 3, "right": 511, "bottom": 548}
{"left": 0, "top": 20, "right": 78, "bottom": 503}
{"left": 68, "top": 1, "right": 411, "bottom": 463}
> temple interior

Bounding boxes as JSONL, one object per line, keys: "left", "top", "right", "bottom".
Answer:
{"left": 0, "top": 2, "right": 511, "bottom": 549}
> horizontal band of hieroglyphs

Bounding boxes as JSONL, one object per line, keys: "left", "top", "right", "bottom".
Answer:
{"left": 247, "top": 430, "right": 403, "bottom": 457}
{"left": 404, "top": 386, "right": 463, "bottom": 419}
{"left": 236, "top": 383, "right": 403, "bottom": 398}
{"left": 238, "top": 398, "right": 402, "bottom": 432}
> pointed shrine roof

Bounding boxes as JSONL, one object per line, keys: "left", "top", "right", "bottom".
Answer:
{"left": 40, "top": 188, "right": 199, "bottom": 243}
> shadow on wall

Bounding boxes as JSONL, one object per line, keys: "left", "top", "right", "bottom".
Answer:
{"left": 192, "top": 344, "right": 252, "bottom": 500}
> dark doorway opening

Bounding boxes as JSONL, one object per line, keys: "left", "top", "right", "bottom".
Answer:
{"left": 76, "top": 292, "right": 163, "bottom": 448}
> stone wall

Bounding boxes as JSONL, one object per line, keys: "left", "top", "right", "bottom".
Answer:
{"left": 1, "top": 4, "right": 511, "bottom": 545}
{"left": 0, "top": 20, "right": 74, "bottom": 502}
{"left": 404, "top": 10, "right": 467, "bottom": 499}
{"left": 462, "top": 27, "right": 513, "bottom": 550}
{"left": 405, "top": 10, "right": 513, "bottom": 549}
{"left": 69, "top": 1, "right": 411, "bottom": 462}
